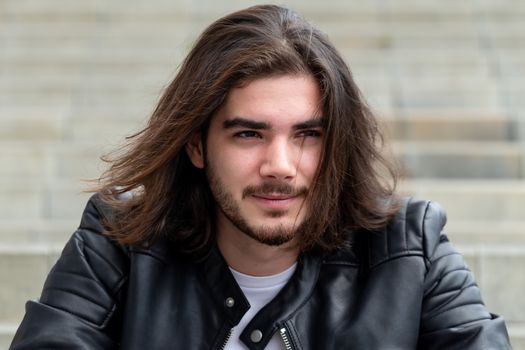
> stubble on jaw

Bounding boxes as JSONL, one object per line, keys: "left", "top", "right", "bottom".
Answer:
{"left": 205, "top": 166, "right": 309, "bottom": 247}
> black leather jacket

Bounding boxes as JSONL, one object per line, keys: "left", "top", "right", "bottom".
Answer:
{"left": 11, "top": 195, "right": 511, "bottom": 349}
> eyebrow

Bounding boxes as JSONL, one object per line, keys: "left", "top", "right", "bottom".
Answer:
{"left": 292, "top": 118, "right": 324, "bottom": 130}
{"left": 222, "top": 117, "right": 324, "bottom": 130}
{"left": 223, "top": 117, "right": 269, "bottom": 130}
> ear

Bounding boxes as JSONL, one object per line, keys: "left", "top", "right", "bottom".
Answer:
{"left": 185, "top": 131, "right": 205, "bottom": 169}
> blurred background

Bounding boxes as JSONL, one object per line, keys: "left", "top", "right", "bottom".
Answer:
{"left": 1, "top": 0, "right": 524, "bottom": 347}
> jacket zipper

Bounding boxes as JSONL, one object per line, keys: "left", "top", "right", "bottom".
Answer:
{"left": 279, "top": 326, "right": 295, "bottom": 350}
{"left": 218, "top": 328, "right": 233, "bottom": 350}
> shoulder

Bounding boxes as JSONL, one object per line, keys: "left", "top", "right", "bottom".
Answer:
{"left": 65, "top": 191, "right": 131, "bottom": 276}
{"left": 366, "top": 197, "right": 447, "bottom": 268}
{"left": 76, "top": 192, "right": 172, "bottom": 263}
{"left": 31, "top": 193, "right": 131, "bottom": 329}
{"left": 73, "top": 193, "right": 129, "bottom": 259}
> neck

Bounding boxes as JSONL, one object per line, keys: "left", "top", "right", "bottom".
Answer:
{"left": 216, "top": 219, "right": 299, "bottom": 277}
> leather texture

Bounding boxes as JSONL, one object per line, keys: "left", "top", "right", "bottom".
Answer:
{"left": 10, "top": 194, "right": 512, "bottom": 349}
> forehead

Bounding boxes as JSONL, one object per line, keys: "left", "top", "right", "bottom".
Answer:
{"left": 211, "top": 74, "right": 322, "bottom": 128}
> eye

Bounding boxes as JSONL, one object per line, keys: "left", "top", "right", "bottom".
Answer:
{"left": 298, "top": 129, "right": 322, "bottom": 138}
{"left": 233, "top": 130, "right": 261, "bottom": 139}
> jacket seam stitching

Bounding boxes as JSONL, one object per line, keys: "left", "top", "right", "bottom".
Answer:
{"left": 39, "top": 299, "right": 114, "bottom": 329}
{"left": 321, "top": 260, "right": 359, "bottom": 267}
{"left": 129, "top": 249, "right": 168, "bottom": 263}
{"left": 422, "top": 200, "right": 432, "bottom": 272}
{"left": 75, "top": 233, "right": 125, "bottom": 278}
{"left": 43, "top": 286, "right": 109, "bottom": 311}
{"left": 425, "top": 293, "right": 486, "bottom": 322}
{"left": 404, "top": 197, "right": 412, "bottom": 254}
{"left": 369, "top": 251, "right": 424, "bottom": 269}
{"left": 428, "top": 282, "right": 478, "bottom": 299}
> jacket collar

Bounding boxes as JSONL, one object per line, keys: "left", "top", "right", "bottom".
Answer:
{"left": 239, "top": 250, "right": 322, "bottom": 348}
{"left": 199, "top": 245, "right": 251, "bottom": 326}
{"left": 199, "top": 244, "right": 324, "bottom": 348}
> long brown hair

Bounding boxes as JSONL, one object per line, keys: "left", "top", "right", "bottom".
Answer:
{"left": 95, "top": 5, "right": 399, "bottom": 257}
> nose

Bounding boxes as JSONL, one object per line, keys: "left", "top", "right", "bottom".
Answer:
{"left": 259, "top": 138, "right": 297, "bottom": 180}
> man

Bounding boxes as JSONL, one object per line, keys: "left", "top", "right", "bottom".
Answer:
{"left": 11, "top": 5, "right": 511, "bottom": 349}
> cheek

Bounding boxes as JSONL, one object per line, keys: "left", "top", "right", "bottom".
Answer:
{"left": 210, "top": 148, "right": 260, "bottom": 183}
{"left": 300, "top": 149, "right": 322, "bottom": 179}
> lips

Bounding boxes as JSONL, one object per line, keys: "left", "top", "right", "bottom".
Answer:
{"left": 253, "top": 193, "right": 296, "bottom": 201}
{"left": 251, "top": 194, "right": 299, "bottom": 210}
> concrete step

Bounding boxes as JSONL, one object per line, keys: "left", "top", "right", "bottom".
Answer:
{"left": 5, "top": 1, "right": 435, "bottom": 25}
{"left": 67, "top": 116, "right": 148, "bottom": 140}
{"left": 0, "top": 74, "right": 167, "bottom": 94}
{"left": 0, "top": 46, "right": 491, "bottom": 69}
{"left": 0, "top": 141, "right": 108, "bottom": 180}
{"left": 0, "top": 180, "right": 91, "bottom": 221}
{"left": 460, "top": 245, "right": 525, "bottom": 324}
{"left": 507, "top": 324, "right": 525, "bottom": 350}
{"left": 381, "top": 0, "right": 525, "bottom": 16}
{"left": 0, "top": 220, "right": 77, "bottom": 245}
{"left": 0, "top": 107, "right": 69, "bottom": 141}
{"left": 396, "top": 77, "right": 502, "bottom": 109}
{"left": 400, "top": 179, "right": 525, "bottom": 221}
{"left": 0, "top": 110, "right": 145, "bottom": 140}
{"left": 502, "top": 86, "right": 525, "bottom": 108}
{"left": 0, "top": 323, "right": 18, "bottom": 350}
{"left": 1, "top": 4, "right": 520, "bottom": 49}
{"left": 447, "top": 220, "right": 525, "bottom": 246}
{"left": 2, "top": 1, "right": 522, "bottom": 25}
{"left": 0, "top": 46, "right": 181, "bottom": 67}
{"left": 394, "top": 141, "right": 524, "bottom": 179}
{"left": 0, "top": 1, "right": 381, "bottom": 19}
{"left": 0, "top": 91, "right": 158, "bottom": 111}
{"left": 382, "top": 111, "right": 514, "bottom": 141}
{"left": 0, "top": 245, "right": 62, "bottom": 323}
{"left": 2, "top": 69, "right": 501, "bottom": 93}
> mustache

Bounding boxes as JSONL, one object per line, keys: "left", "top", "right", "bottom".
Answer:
{"left": 242, "top": 182, "right": 308, "bottom": 199}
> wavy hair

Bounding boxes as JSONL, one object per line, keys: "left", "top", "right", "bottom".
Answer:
{"left": 95, "top": 5, "right": 400, "bottom": 258}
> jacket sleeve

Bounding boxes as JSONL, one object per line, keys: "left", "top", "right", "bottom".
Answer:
{"left": 417, "top": 201, "right": 512, "bottom": 349}
{"left": 10, "top": 194, "right": 129, "bottom": 350}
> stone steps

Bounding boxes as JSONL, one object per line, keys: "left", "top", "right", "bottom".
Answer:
{"left": 0, "top": 180, "right": 91, "bottom": 220}
{"left": 508, "top": 324, "right": 525, "bottom": 350}
{"left": 0, "top": 75, "right": 501, "bottom": 94}
{"left": 448, "top": 220, "right": 525, "bottom": 245}
{"left": 394, "top": 141, "right": 524, "bottom": 179}
{"left": 2, "top": 46, "right": 502, "bottom": 65}
{"left": 3, "top": 0, "right": 524, "bottom": 17}
{"left": 0, "top": 220, "right": 77, "bottom": 246}
{"left": 0, "top": 246, "right": 61, "bottom": 333}
{"left": 2, "top": 23, "right": 496, "bottom": 45}
{"left": 0, "top": 323, "right": 19, "bottom": 350}
{"left": 382, "top": 112, "right": 514, "bottom": 141}
{"left": 1, "top": 0, "right": 525, "bottom": 348}
{"left": 400, "top": 179, "right": 525, "bottom": 221}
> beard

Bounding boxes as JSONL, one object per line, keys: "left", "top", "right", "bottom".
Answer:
{"left": 205, "top": 165, "right": 308, "bottom": 247}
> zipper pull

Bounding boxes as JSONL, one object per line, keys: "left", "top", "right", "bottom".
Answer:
{"left": 279, "top": 327, "right": 294, "bottom": 350}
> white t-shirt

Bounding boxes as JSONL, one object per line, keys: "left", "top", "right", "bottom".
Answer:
{"left": 224, "top": 263, "right": 297, "bottom": 350}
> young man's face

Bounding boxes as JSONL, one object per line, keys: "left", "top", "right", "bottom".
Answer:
{"left": 188, "top": 74, "right": 323, "bottom": 247}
